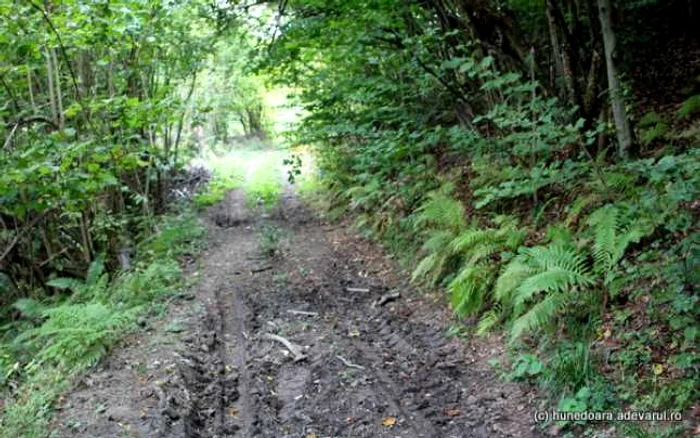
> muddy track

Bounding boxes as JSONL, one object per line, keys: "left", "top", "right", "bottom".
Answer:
{"left": 54, "top": 186, "right": 539, "bottom": 438}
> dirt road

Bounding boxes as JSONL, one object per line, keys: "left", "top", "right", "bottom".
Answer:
{"left": 54, "top": 187, "right": 539, "bottom": 438}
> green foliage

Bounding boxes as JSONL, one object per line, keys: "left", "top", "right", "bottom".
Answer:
{"left": 495, "top": 204, "right": 654, "bottom": 343}
{"left": 0, "top": 209, "right": 204, "bottom": 436}
{"left": 195, "top": 171, "right": 244, "bottom": 208}
{"left": 676, "top": 94, "right": 700, "bottom": 119}
{"left": 259, "top": 225, "right": 284, "bottom": 257}
{"left": 448, "top": 217, "right": 525, "bottom": 319}
{"left": 257, "top": 0, "right": 700, "bottom": 434}
{"left": 244, "top": 152, "right": 283, "bottom": 209}
{"left": 15, "top": 303, "right": 138, "bottom": 371}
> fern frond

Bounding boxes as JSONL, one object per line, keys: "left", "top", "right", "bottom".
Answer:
{"left": 422, "top": 230, "right": 454, "bottom": 253}
{"left": 466, "top": 242, "right": 502, "bottom": 264}
{"left": 16, "top": 303, "right": 138, "bottom": 370}
{"left": 476, "top": 306, "right": 502, "bottom": 335}
{"left": 86, "top": 255, "right": 106, "bottom": 286}
{"left": 450, "top": 228, "right": 490, "bottom": 253}
{"left": 494, "top": 254, "right": 536, "bottom": 303}
{"left": 448, "top": 263, "right": 491, "bottom": 316}
{"left": 411, "top": 253, "right": 440, "bottom": 284}
{"left": 414, "top": 192, "right": 466, "bottom": 232}
{"left": 510, "top": 290, "right": 570, "bottom": 342}
{"left": 526, "top": 245, "right": 589, "bottom": 276}
{"left": 513, "top": 268, "right": 591, "bottom": 312}
{"left": 588, "top": 204, "right": 653, "bottom": 274}
{"left": 588, "top": 205, "right": 619, "bottom": 271}
{"left": 12, "top": 299, "right": 47, "bottom": 320}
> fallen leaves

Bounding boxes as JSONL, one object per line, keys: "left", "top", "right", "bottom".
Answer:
{"left": 445, "top": 408, "right": 461, "bottom": 417}
{"left": 381, "top": 416, "right": 397, "bottom": 427}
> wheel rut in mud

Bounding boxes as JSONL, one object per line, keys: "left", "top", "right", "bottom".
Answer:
{"left": 53, "top": 187, "right": 539, "bottom": 438}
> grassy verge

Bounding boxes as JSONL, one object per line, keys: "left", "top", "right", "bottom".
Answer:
{"left": 0, "top": 208, "right": 206, "bottom": 437}
{"left": 244, "top": 151, "right": 284, "bottom": 209}
{"left": 193, "top": 152, "right": 247, "bottom": 208}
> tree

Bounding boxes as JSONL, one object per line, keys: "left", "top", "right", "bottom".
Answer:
{"left": 597, "top": 0, "right": 633, "bottom": 158}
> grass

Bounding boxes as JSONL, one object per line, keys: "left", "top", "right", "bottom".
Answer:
{"left": 258, "top": 224, "right": 284, "bottom": 257}
{"left": 244, "top": 150, "right": 284, "bottom": 209}
{"left": 0, "top": 209, "right": 205, "bottom": 438}
{"left": 193, "top": 152, "right": 247, "bottom": 208}
{"left": 192, "top": 149, "right": 285, "bottom": 210}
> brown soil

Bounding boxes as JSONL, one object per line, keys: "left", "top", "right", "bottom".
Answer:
{"left": 52, "top": 186, "right": 540, "bottom": 438}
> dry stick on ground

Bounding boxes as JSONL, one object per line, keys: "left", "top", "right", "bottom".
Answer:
{"left": 286, "top": 310, "right": 319, "bottom": 317}
{"left": 251, "top": 266, "right": 272, "bottom": 274}
{"left": 373, "top": 291, "right": 401, "bottom": 308}
{"left": 263, "top": 333, "right": 307, "bottom": 362}
{"left": 346, "top": 287, "right": 370, "bottom": 293}
{"left": 336, "top": 355, "right": 365, "bottom": 370}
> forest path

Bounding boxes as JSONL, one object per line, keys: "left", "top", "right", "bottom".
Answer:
{"left": 53, "top": 184, "right": 539, "bottom": 438}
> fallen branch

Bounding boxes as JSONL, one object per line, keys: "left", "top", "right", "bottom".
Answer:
{"left": 287, "top": 309, "right": 319, "bottom": 317}
{"left": 251, "top": 266, "right": 272, "bottom": 274}
{"left": 263, "top": 333, "right": 307, "bottom": 362}
{"left": 373, "top": 290, "right": 401, "bottom": 308}
{"left": 346, "top": 287, "right": 370, "bottom": 293}
{"left": 336, "top": 355, "right": 365, "bottom": 370}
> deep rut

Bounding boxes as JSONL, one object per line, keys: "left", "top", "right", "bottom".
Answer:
{"left": 53, "top": 186, "right": 539, "bottom": 438}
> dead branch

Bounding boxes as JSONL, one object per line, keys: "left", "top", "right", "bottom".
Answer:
{"left": 263, "top": 333, "right": 307, "bottom": 362}
{"left": 336, "top": 355, "right": 365, "bottom": 370}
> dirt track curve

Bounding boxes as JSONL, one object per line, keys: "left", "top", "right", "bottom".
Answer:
{"left": 54, "top": 186, "right": 540, "bottom": 438}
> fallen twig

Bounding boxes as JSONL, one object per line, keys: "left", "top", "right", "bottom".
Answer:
{"left": 336, "top": 355, "right": 365, "bottom": 370}
{"left": 373, "top": 290, "right": 401, "bottom": 308}
{"left": 346, "top": 287, "right": 370, "bottom": 293}
{"left": 287, "top": 310, "right": 319, "bottom": 317}
{"left": 263, "top": 333, "right": 307, "bottom": 362}
{"left": 251, "top": 266, "right": 272, "bottom": 274}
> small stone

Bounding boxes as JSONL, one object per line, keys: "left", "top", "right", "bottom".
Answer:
{"left": 106, "top": 405, "right": 131, "bottom": 422}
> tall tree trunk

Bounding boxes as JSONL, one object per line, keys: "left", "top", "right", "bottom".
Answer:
{"left": 597, "top": 0, "right": 632, "bottom": 159}
{"left": 45, "top": 49, "right": 58, "bottom": 125}
{"left": 27, "top": 69, "right": 37, "bottom": 113}
{"left": 173, "top": 73, "right": 198, "bottom": 168}
{"left": 546, "top": 0, "right": 579, "bottom": 110}
{"left": 51, "top": 48, "right": 64, "bottom": 129}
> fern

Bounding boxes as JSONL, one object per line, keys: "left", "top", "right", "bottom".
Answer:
{"left": 496, "top": 204, "right": 655, "bottom": 342}
{"left": 413, "top": 190, "right": 466, "bottom": 233}
{"left": 411, "top": 230, "right": 455, "bottom": 286}
{"left": 15, "top": 303, "right": 138, "bottom": 371}
{"left": 476, "top": 306, "right": 501, "bottom": 335}
{"left": 510, "top": 291, "right": 570, "bottom": 342}
{"left": 446, "top": 219, "right": 524, "bottom": 318}
{"left": 448, "top": 263, "right": 490, "bottom": 316}
{"left": 496, "top": 244, "right": 594, "bottom": 342}
{"left": 587, "top": 205, "right": 650, "bottom": 276}
{"left": 411, "top": 188, "right": 466, "bottom": 286}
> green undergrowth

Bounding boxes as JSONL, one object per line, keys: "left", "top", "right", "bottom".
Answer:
{"left": 287, "top": 83, "right": 698, "bottom": 437}
{"left": 309, "top": 148, "right": 699, "bottom": 436}
{"left": 0, "top": 208, "right": 205, "bottom": 438}
{"left": 244, "top": 151, "right": 284, "bottom": 209}
{"left": 194, "top": 153, "right": 247, "bottom": 208}
{"left": 262, "top": 5, "right": 699, "bottom": 434}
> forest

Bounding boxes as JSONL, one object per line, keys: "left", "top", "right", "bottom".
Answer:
{"left": 0, "top": 0, "right": 698, "bottom": 437}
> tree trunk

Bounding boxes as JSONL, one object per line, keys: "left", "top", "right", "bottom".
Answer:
{"left": 51, "top": 48, "right": 65, "bottom": 129}
{"left": 45, "top": 49, "right": 58, "bottom": 126}
{"left": 546, "top": 0, "right": 579, "bottom": 110}
{"left": 597, "top": 0, "right": 632, "bottom": 159}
